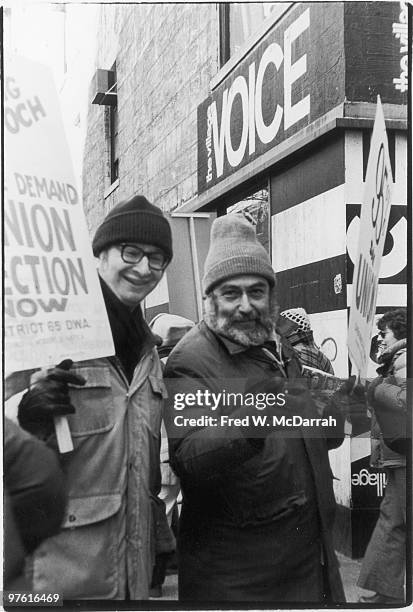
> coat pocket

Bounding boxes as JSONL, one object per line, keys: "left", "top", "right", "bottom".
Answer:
{"left": 31, "top": 494, "right": 123, "bottom": 599}
{"left": 67, "top": 364, "right": 114, "bottom": 436}
{"left": 62, "top": 493, "right": 121, "bottom": 528}
{"left": 148, "top": 375, "right": 168, "bottom": 399}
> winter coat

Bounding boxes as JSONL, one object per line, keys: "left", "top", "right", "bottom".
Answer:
{"left": 370, "top": 339, "right": 406, "bottom": 469}
{"left": 24, "top": 345, "right": 168, "bottom": 600}
{"left": 164, "top": 321, "right": 345, "bottom": 602}
{"left": 4, "top": 419, "right": 66, "bottom": 589}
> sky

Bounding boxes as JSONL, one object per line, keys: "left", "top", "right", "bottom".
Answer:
{"left": 5, "top": 3, "right": 65, "bottom": 85}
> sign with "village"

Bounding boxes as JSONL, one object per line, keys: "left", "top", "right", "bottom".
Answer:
{"left": 4, "top": 55, "right": 114, "bottom": 373}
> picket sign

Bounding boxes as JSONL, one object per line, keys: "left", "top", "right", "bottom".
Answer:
{"left": 348, "top": 97, "right": 393, "bottom": 381}
{"left": 4, "top": 55, "right": 115, "bottom": 451}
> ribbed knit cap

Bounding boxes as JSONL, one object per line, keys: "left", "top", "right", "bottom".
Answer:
{"left": 202, "top": 213, "right": 276, "bottom": 294}
{"left": 92, "top": 194, "right": 172, "bottom": 260}
{"left": 279, "top": 307, "right": 311, "bottom": 331}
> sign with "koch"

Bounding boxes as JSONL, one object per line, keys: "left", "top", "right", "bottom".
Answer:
{"left": 4, "top": 55, "right": 114, "bottom": 373}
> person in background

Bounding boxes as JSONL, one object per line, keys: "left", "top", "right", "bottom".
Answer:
{"left": 278, "top": 308, "right": 334, "bottom": 374}
{"left": 163, "top": 213, "right": 345, "bottom": 603}
{"left": 15, "top": 195, "right": 173, "bottom": 600}
{"left": 148, "top": 313, "right": 195, "bottom": 597}
{"left": 277, "top": 308, "right": 336, "bottom": 415}
{"left": 4, "top": 417, "right": 67, "bottom": 590}
{"left": 358, "top": 308, "right": 407, "bottom": 605}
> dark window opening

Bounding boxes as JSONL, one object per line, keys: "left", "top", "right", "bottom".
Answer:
{"left": 220, "top": 3, "right": 287, "bottom": 66}
{"left": 108, "top": 64, "right": 118, "bottom": 184}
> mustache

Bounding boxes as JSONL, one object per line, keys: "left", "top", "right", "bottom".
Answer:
{"left": 231, "top": 313, "right": 259, "bottom": 322}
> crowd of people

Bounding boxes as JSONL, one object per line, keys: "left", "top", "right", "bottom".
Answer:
{"left": 4, "top": 195, "right": 407, "bottom": 604}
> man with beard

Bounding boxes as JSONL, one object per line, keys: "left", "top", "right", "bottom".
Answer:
{"left": 163, "top": 214, "right": 345, "bottom": 603}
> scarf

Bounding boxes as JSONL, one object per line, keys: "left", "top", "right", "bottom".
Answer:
{"left": 99, "top": 277, "right": 156, "bottom": 382}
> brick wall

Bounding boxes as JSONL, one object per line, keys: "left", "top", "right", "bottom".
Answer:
{"left": 82, "top": 4, "right": 219, "bottom": 236}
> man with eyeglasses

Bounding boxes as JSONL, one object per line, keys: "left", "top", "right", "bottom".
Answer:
{"left": 16, "top": 195, "right": 175, "bottom": 599}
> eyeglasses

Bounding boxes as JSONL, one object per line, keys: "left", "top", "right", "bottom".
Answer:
{"left": 119, "top": 244, "right": 168, "bottom": 271}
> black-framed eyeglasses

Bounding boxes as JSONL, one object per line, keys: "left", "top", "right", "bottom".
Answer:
{"left": 119, "top": 244, "right": 168, "bottom": 271}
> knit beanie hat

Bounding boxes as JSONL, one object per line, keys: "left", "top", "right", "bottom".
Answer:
{"left": 202, "top": 213, "right": 276, "bottom": 294}
{"left": 92, "top": 194, "right": 172, "bottom": 260}
{"left": 279, "top": 307, "right": 311, "bottom": 331}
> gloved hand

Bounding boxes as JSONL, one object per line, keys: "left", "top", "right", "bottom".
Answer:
{"left": 244, "top": 375, "right": 285, "bottom": 397}
{"left": 240, "top": 375, "right": 306, "bottom": 448}
{"left": 331, "top": 375, "right": 367, "bottom": 419}
{"left": 336, "top": 375, "right": 366, "bottom": 398}
{"left": 284, "top": 376, "right": 309, "bottom": 397}
{"left": 246, "top": 375, "right": 307, "bottom": 399}
{"left": 18, "top": 360, "right": 86, "bottom": 440}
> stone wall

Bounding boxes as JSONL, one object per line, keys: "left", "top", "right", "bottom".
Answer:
{"left": 82, "top": 3, "right": 219, "bottom": 235}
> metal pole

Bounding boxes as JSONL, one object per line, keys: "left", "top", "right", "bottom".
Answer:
{"left": 189, "top": 216, "right": 203, "bottom": 322}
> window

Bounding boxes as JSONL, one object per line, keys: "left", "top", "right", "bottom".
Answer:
{"left": 220, "top": 3, "right": 287, "bottom": 65}
{"left": 227, "top": 186, "right": 270, "bottom": 253}
{"left": 108, "top": 64, "right": 118, "bottom": 184}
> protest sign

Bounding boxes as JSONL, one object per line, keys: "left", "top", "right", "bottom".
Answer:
{"left": 4, "top": 55, "right": 115, "bottom": 374}
{"left": 348, "top": 97, "right": 393, "bottom": 380}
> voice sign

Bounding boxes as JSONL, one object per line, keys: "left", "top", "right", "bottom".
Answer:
{"left": 207, "top": 9, "right": 311, "bottom": 179}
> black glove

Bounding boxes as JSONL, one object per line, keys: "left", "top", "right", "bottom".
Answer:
{"left": 330, "top": 375, "right": 367, "bottom": 419}
{"left": 337, "top": 375, "right": 366, "bottom": 398}
{"left": 240, "top": 375, "right": 306, "bottom": 448}
{"left": 246, "top": 375, "right": 307, "bottom": 400}
{"left": 244, "top": 375, "right": 288, "bottom": 422}
{"left": 18, "top": 360, "right": 86, "bottom": 440}
{"left": 284, "top": 376, "right": 309, "bottom": 397}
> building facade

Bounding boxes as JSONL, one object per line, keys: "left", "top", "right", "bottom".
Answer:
{"left": 65, "top": 1, "right": 407, "bottom": 557}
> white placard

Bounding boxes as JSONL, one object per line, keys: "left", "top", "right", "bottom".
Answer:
{"left": 348, "top": 97, "right": 393, "bottom": 380}
{"left": 4, "top": 55, "right": 115, "bottom": 374}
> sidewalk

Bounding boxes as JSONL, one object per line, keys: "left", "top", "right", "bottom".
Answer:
{"left": 336, "top": 552, "right": 374, "bottom": 603}
{"left": 153, "top": 553, "right": 374, "bottom": 603}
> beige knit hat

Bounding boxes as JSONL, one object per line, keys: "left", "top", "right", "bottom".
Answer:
{"left": 202, "top": 213, "right": 276, "bottom": 294}
{"left": 279, "top": 307, "right": 311, "bottom": 331}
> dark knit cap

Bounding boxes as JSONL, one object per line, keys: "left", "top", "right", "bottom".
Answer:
{"left": 92, "top": 194, "right": 172, "bottom": 260}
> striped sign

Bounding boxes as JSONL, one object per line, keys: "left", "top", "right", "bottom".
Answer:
{"left": 271, "top": 128, "right": 406, "bottom": 380}
{"left": 348, "top": 100, "right": 394, "bottom": 378}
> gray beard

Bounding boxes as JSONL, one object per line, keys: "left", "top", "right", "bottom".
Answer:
{"left": 204, "top": 297, "right": 276, "bottom": 348}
